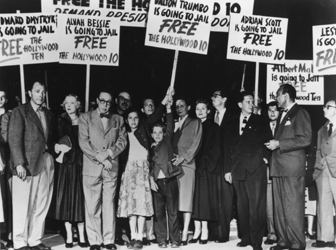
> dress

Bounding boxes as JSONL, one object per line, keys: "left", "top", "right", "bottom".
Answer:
{"left": 117, "top": 132, "right": 154, "bottom": 217}
{"left": 192, "top": 119, "right": 220, "bottom": 221}
{"left": 54, "top": 114, "right": 85, "bottom": 222}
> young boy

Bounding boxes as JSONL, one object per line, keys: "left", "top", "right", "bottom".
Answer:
{"left": 149, "top": 100, "right": 180, "bottom": 248}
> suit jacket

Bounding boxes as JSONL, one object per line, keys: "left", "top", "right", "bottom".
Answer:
{"left": 151, "top": 112, "right": 179, "bottom": 180}
{"left": 270, "top": 104, "right": 312, "bottom": 177}
{"left": 0, "top": 111, "right": 11, "bottom": 173}
{"left": 225, "top": 114, "right": 272, "bottom": 180}
{"left": 173, "top": 116, "right": 202, "bottom": 170}
{"left": 8, "top": 103, "right": 56, "bottom": 176}
{"left": 78, "top": 109, "right": 127, "bottom": 177}
{"left": 313, "top": 122, "right": 336, "bottom": 180}
{"left": 215, "top": 109, "right": 232, "bottom": 174}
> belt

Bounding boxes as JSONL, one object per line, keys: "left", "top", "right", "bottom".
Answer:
{"left": 157, "top": 177, "right": 175, "bottom": 184}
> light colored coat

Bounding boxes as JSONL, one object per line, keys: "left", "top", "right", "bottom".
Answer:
{"left": 78, "top": 109, "right": 127, "bottom": 177}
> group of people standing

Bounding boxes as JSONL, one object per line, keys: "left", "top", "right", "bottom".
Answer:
{"left": 0, "top": 81, "right": 335, "bottom": 250}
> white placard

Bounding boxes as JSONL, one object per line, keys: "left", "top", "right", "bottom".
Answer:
{"left": 145, "top": 0, "right": 214, "bottom": 55}
{"left": 0, "top": 13, "right": 58, "bottom": 66}
{"left": 313, "top": 24, "right": 336, "bottom": 76}
{"left": 211, "top": 0, "right": 254, "bottom": 32}
{"left": 267, "top": 60, "right": 324, "bottom": 105}
{"left": 57, "top": 14, "right": 120, "bottom": 66}
{"left": 227, "top": 13, "right": 288, "bottom": 64}
{"left": 42, "top": 0, "right": 148, "bottom": 27}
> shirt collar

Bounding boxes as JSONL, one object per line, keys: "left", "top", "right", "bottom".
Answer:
{"left": 30, "top": 101, "right": 42, "bottom": 112}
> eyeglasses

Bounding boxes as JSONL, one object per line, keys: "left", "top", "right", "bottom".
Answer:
{"left": 212, "top": 93, "right": 221, "bottom": 99}
{"left": 119, "top": 96, "right": 131, "bottom": 104}
{"left": 98, "top": 98, "right": 112, "bottom": 106}
{"left": 323, "top": 105, "right": 336, "bottom": 110}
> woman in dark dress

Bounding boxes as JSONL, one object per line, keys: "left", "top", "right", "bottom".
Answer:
{"left": 54, "top": 94, "right": 87, "bottom": 248}
{"left": 190, "top": 99, "right": 220, "bottom": 244}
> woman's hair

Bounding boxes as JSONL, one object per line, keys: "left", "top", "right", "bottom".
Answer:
{"left": 61, "top": 94, "right": 82, "bottom": 112}
{"left": 195, "top": 99, "right": 210, "bottom": 110}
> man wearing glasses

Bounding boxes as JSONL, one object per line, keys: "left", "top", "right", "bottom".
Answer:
{"left": 312, "top": 99, "right": 336, "bottom": 248}
{"left": 210, "top": 89, "right": 234, "bottom": 243}
{"left": 265, "top": 84, "right": 312, "bottom": 250}
{"left": 78, "top": 90, "right": 127, "bottom": 250}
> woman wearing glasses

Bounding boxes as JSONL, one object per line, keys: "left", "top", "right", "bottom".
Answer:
{"left": 54, "top": 94, "right": 88, "bottom": 248}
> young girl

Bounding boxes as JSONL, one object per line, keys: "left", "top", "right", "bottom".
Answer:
{"left": 117, "top": 109, "right": 154, "bottom": 250}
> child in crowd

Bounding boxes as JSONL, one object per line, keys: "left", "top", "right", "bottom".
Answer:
{"left": 117, "top": 109, "right": 154, "bottom": 250}
{"left": 149, "top": 97, "right": 181, "bottom": 248}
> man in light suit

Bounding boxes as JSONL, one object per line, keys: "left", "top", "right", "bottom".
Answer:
{"left": 266, "top": 84, "right": 312, "bottom": 250}
{"left": 224, "top": 91, "right": 272, "bottom": 250}
{"left": 312, "top": 99, "right": 336, "bottom": 248}
{"left": 78, "top": 90, "right": 127, "bottom": 250}
{"left": 8, "top": 81, "right": 69, "bottom": 250}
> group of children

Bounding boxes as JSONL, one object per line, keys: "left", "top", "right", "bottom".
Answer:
{"left": 116, "top": 90, "right": 181, "bottom": 249}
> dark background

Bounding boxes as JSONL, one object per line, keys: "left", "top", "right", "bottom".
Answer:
{"left": 0, "top": 0, "right": 336, "bottom": 131}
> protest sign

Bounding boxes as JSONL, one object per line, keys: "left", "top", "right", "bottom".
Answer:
{"left": 227, "top": 13, "right": 288, "bottom": 64}
{"left": 266, "top": 60, "right": 324, "bottom": 105}
{"left": 0, "top": 13, "right": 58, "bottom": 66}
{"left": 145, "top": 0, "right": 214, "bottom": 54}
{"left": 313, "top": 24, "right": 336, "bottom": 76}
{"left": 42, "top": 0, "right": 148, "bottom": 27}
{"left": 57, "top": 14, "right": 120, "bottom": 66}
{"left": 211, "top": 0, "right": 254, "bottom": 32}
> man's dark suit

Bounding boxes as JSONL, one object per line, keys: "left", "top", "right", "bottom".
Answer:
{"left": 225, "top": 114, "right": 271, "bottom": 246}
{"left": 8, "top": 103, "right": 56, "bottom": 249}
{"left": 210, "top": 110, "right": 233, "bottom": 241}
{"left": 270, "top": 104, "right": 312, "bottom": 250}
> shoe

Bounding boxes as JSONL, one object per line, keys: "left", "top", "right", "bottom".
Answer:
{"left": 171, "top": 241, "right": 181, "bottom": 248}
{"left": 188, "top": 235, "right": 200, "bottom": 244}
{"left": 6, "top": 240, "right": 13, "bottom": 249}
{"left": 215, "top": 237, "right": 229, "bottom": 243}
{"left": 237, "top": 241, "right": 251, "bottom": 247}
{"left": 149, "top": 239, "right": 157, "bottom": 244}
{"left": 127, "top": 239, "right": 136, "bottom": 249}
{"left": 114, "top": 237, "right": 125, "bottom": 246}
{"left": 252, "top": 245, "right": 263, "bottom": 250}
{"left": 265, "top": 239, "right": 277, "bottom": 245}
{"left": 78, "top": 242, "right": 89, "bottom": 248}
{"left": 133, "top": 240, "right": 143, "bottom": 249}
{"left": 65, "top": 243, "right": 73, "bottom": 248}
{"left": 142, "top": 238, "right": 150, "bottom": 246}
{"left": 14, "top": 247, "right": 30, "bottom": 250}
{"left": 89, "top": 245, "right": 100, "bottom": 250}
{"left": 1, "top": 242, "right": 7, "bottom": 250}
{"left": 199, "top": 239, "right": 208, "bottom": 244}
{"left": 158, "top": 241, "right": 167, "bottom": 248}
{"left": 105, "top": 244, "right": 117, "bottom": 250}
{"left": 306, "top": 232, "right": 317, "bottom": 240}
{"left": 30, "top": 243, "right": 51, "bottom": 250}
{"left": 312, "top": 241, "right": 334, "bottom": 248}
{"left": 181, "top": 240, "right": 188, "bottom": 246}
{"left": 270, "top": 245, "right": 290, "bottom": 250}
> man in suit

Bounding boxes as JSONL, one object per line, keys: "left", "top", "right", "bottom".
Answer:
{"left": 210, "top": 89, "right": 233, "bottom": 243}
{"left": 224, "top": 91, "right": 271, "bottom": 250}
{"left": 265, "top": 101, "right": 279, "bottom": 245}
{"left": 311, "top": 99, "right": 336, "bottom": 248}
{"left": 78, "top": 90, "right": 127, "bottom": 250}
{"left": 266, "top": 84, "right": 312, "bottom": 250}
{"left": 8, "top": 81, "right": 69, "bottom": 250}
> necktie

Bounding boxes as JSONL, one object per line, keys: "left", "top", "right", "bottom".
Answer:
{"left": 280, "top": 109, "right": 288, "bottom": 122}
{"left": 328, "top": 123, "right": 333, "bottom": 137}
{"left": 271, "top": 122, "right": 276, "bottom": 137}
{"left": 100, "top": 113, "right": 111, "bottom": 119}
{"left": 215, "top": 111, "right": 219, "bottom": 125}
{"left": 240, "top": 116, "right": 247, "bottom": 135}
{"left": 37, "top": 108, "right": 47, "bottom": 137}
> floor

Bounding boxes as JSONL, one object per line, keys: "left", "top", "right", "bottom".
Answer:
{"left": 36, "top": 220, "right": 323, "bottom": 250}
